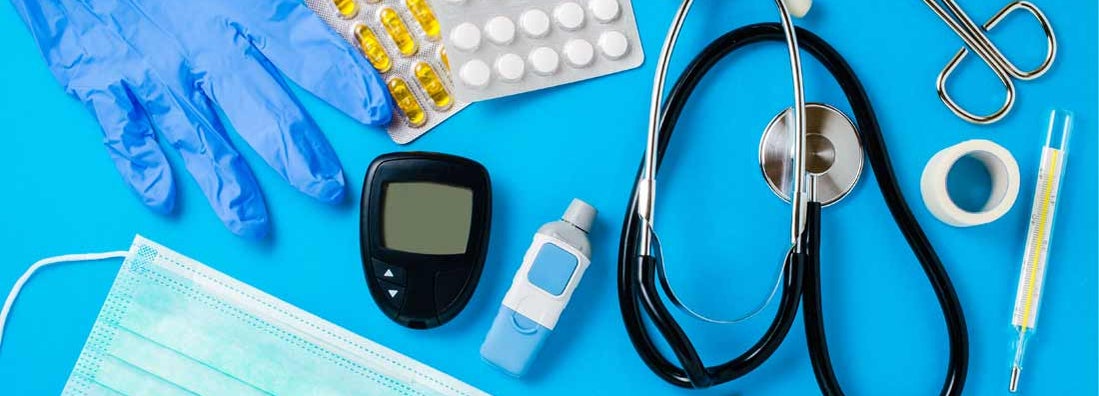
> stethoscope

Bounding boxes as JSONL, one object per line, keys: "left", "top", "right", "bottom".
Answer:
{"left": 618, "top": 1, "right": 971, "bottom": 393}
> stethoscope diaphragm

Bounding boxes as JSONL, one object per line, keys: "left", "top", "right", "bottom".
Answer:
{"left": 759, "top": 103, "right": 864, "bottom": 206}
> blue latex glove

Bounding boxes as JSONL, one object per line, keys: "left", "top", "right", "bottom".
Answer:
{"left": 11, "top": 0, "right": 392, "bottom": 238}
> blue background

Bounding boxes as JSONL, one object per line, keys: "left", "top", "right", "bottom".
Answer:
{"left": 1, "top": 1, "right": 1095, "bottom": 395}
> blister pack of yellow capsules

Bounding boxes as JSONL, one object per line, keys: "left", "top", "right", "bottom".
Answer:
{"left": 308, "top": 0, "right": 468, "bottom": 144}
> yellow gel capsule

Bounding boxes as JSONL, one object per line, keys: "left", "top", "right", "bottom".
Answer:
{"left": 387, "top": 78, "right": 426, "bottom": 127}
{"left": 404, "top": 0, "right": 441, "bottom": 41}
{"left": 354, "top": 24, "right": 391, "bottom": 73}
{"left": 413, "top": 62, "right": 452, "bottom": 110}
{"left": 333, "top": 0, "right": 357, "bottom": 19}
{"left": 379, "top": 7, "right": 417, "bottom": 57}
{"left": 439, "top": 47, "right": 450, "bottom": 71}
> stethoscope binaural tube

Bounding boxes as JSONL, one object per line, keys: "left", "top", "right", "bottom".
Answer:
{"left": 637, "top": 0, "right": 809, "bottom": 257}
{"left": 621, "top": 16, "right": 813, "bottom": 387}
{"left": 617, "top": 24, "right": 970, "bottom": 394}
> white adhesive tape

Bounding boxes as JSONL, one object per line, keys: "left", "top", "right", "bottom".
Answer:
{"left": 921, "top": 139, "right": 1020, "bottom": 227}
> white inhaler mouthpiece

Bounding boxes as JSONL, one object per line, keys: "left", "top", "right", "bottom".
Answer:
{"left": 480, "top": 199, "right": 596, "bottom": 377}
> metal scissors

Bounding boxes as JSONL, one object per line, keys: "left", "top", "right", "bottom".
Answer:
{"left": 924, "top": 0, "right": 1057, "bottom": 124}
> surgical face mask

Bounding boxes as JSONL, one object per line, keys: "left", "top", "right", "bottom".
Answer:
{"left": 0, "top": 235, "right": 487, "bottom": 396}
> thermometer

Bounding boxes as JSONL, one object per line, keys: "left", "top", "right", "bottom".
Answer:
{"left": 1009, "top": 110, "right": 1073, "bottom": 393}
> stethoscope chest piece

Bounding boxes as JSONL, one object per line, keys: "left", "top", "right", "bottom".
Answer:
{"left": 759, "top": 103, "right": 864, "bottom": 206}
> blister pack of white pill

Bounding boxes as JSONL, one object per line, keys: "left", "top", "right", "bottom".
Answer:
{"left": 430, "top": 0, "right": 644, "bottom": 102}
{"left": 306, "top": 0, "right": 468, "bottom": 144}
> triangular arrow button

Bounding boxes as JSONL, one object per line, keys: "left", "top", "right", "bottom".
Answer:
{"left": 384, "top": 269, "right": 394, "bottom": 278}
{"left": 388, "top": 289, "right": 399, "bottom": 298}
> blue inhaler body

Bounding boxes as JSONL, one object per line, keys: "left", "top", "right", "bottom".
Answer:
{"left": 481, "top": 199, "right": 596, "bottom": 377}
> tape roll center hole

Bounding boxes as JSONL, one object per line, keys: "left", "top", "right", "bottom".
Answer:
{"left": 945, "top": 154, "right": 1000, "bottom": 213}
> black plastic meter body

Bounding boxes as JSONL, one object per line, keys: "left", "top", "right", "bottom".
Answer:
{"left": 360, "top": 152, "right": 491, "bottom": 329}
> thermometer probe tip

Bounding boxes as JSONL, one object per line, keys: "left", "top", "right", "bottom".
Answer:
{"left": 1009, "top": 366, "right": 1021, "bottom": 393}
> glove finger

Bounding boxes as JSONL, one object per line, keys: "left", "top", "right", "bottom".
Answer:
{"left": 11, "top": 0, "right": 174, "bottom": 209}
{"left": 231, "top": 0, "right": 392, "bottom": 126}
{"left": 128, "top": 72, "right": 272, "bottom": 238}
{"left": 79, "top": 82, "right": 176, "bottom": 213}
{"left": 199, "top": 48, "right": 347, "bottom": 204}
{"left": 55, "top": 0, "right": 272, "bottom": 237}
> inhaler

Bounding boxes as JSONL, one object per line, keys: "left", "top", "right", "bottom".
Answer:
{"left": 480, "top": 199, "right": 596, "bottom": 377}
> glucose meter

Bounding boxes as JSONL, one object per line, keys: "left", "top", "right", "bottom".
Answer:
{"left": 360, "top": 152, "right": 492, "bottom": 329}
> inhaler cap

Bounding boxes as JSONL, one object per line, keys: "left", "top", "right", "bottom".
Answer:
{"left": 562, "top": 199, "right": 596, "bottom": 233}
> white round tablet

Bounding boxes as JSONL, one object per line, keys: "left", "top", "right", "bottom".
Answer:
{"left": 588, "top": 0, "right": 620, "bottom": 23}
{"left": 450, "top": 23, "right": 482, "bottom": 52}
{"left": 484, "top": 16, "right": 516, "bottom": 45}
{"left": 519, "top": 9, "right": 551, "bottom": 38}
{"left": 459, "top": 60, "right": 491, "bottom": 88}
{"left": 529, "top": 47, "right": 560, "bottom": 75}
{"left": 598, "top": 30, "right": 629, "bottom": 59}
{"left": 553, "top": 2, "right": 585, "bottom": 31}
{"left": 495, "top": 53, "right": 525, "bottom": 82}
{"left": 563, "top": 39, "right": 595, "bottom": 67}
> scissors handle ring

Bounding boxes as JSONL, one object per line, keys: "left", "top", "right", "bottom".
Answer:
{"left": 934, "top": 0, "right": 1057, "bottom": 124}
{"left": 983, "top": 1, "right": 1058, "bottom": 80}
{"left": 938, "top": 51, "right": 1017, "bottom": 125}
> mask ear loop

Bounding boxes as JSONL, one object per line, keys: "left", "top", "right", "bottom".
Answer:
{"left": 649, "top": 222, "right": 785, "bottom": 324}
{"left": 0, "top": 251, "right": 128, "bottom": 350}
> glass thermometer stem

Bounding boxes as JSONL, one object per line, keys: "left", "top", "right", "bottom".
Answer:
{"left": 1009, "top": 110, "right": 1073, "bottom": 393}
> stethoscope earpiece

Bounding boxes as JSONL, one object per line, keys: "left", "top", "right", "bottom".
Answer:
{"left": 784, "top": 0, "right": 812, "bottom": 18}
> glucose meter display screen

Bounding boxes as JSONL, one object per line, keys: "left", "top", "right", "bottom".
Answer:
{"left": 382, "top": 182, "right": 473, "bottom": 255}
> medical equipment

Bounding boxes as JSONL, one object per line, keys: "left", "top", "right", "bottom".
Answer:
{"left": 921, "top": 140, "right": 1021, "bottom": 227}
{"left": 430, "top": 0, "right": 644, "bottom": 101}
{"left": 0, "top": 236, "right": 488, "bottom": 396}
{"left": 618, "top": 1, "right": 970, "bottom": 393}
{"left": 13, "top": 0, "right": 393, "bottom": 238}
{"left": 923, "top": 0, "right": 1057, "bottom": 125}
{"left": 306, "top": 0, "right": 469, "bottom": 144}
{"left": 361, "top": 152, "right": 492, "bottom": 329}
{"left": 1008, "top": 110, "right": 1073, "bottom": 393}
{"left": 760, "top": 103, "right": 864, "bottom": 206}
{"left": 481, "top": 199, "right": 596, "bottom": 377}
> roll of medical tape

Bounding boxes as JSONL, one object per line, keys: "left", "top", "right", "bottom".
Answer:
{"left": 920, "top": 139, "right": 1020, "bottom": 227}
